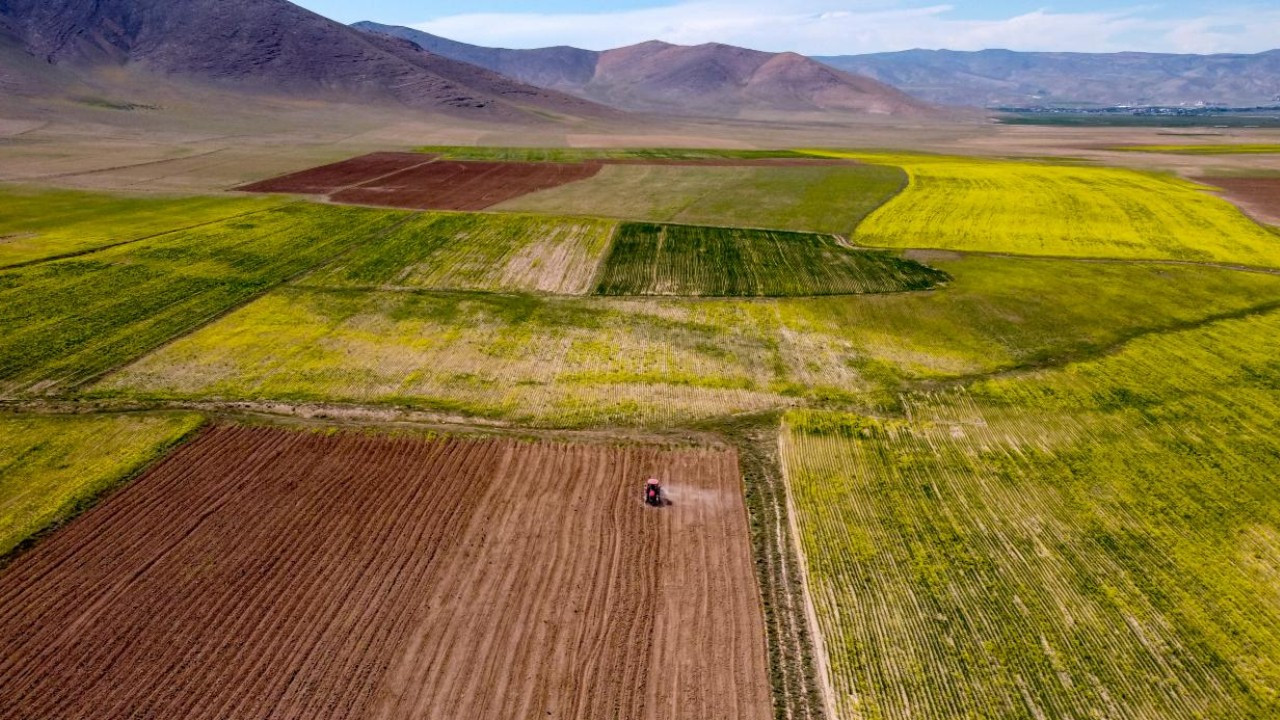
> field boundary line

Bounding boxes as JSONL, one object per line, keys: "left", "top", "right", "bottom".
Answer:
{"left": 0, "top": 414, "right": 208, "bottom": 571}
{"left": 939, "top": 249, "right": 1280, "bottom": 276}
{"left": 586, "top": 221, "right": 622, "bottom": 295}
{"left": 0, "top": 202, "right": 294, "bottom": 271}
{"left": 71, "top": 213, "right": 419, "bottom": 392}
{"left": 18, "top": 147, "right": 231, "bottom": 182}
{"left": 777, "top": 430, "right": 839, "bottom": 720}
{"left": 0, "top": 402, "right": 740, "bottom": 451}
{"left": 923, "top": 297, "right": 1280, "bottom": 392}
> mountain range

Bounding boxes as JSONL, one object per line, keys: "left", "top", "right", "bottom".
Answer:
{"left": 354, "top": 22, "right": 932, "bottom": 118}
{"left": 1, "top": 0, "right": 1277, "bottom": 124}
{"left": 818, "top": 49, "right": 1280, "bottom": 107}
{"left": 0, "top": 0, "right": 612, "bottom": 122}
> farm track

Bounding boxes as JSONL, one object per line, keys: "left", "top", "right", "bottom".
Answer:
{"left": 0, "top": 425, "right": 772, "bottom": 720}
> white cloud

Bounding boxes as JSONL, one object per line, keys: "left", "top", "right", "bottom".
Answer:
{"left": 411, "top": 1, "right": 1280, "bottom": 55}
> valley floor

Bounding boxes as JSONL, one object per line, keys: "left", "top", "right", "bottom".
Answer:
{"left": 3, "top": 115, "right": 1280, "bottom": 719}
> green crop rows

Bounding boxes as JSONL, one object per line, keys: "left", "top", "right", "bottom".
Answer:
{"left": 497, "top": 163, "right": 906, "bottom": 236}
{"left": 0, "top": 186, "right": 284, "bottom": 268}
{"left": 0, "top": 203, "right": 404, "bottom": 393}
{"left": 783, "top": 308, "right": 1280, "bottom": 719}
{"left": 0, "top": 413, "right": 203, "bottom": 558}
{"left": 593, "top": 223, "right": 948, "bottom": 297}
{"left": 305, "top": 211, "right": 616, "bottom": 295}
{"left": 96, "top": 254, "right": 1280, "bottom": 427}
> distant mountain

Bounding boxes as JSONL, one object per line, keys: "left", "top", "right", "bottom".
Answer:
{"left": 816, "top": 49, "right": 1280, "bottom": 107}
{"left": 0, "top": 0, "right": 612, "bottom": 122}
{"left": 355, "top": 22, "right": 934, "bottom": 118}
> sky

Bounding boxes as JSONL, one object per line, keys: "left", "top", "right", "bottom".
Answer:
{"left": 294, "top": 1, "right": 1280, "bottom": 55}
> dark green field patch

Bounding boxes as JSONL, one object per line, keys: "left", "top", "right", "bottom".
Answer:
{"left": 0, "top": 203, "right": 405, "bottom": 394}
{"left": 593, "top": 223, "right": 949, "bottom": 297}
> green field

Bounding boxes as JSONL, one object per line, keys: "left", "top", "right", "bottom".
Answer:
{"left": 305, "top": 212, "right": 616, "bottom": 295}
{"left": 783, "top": 306, "right": 1280, "bottom": 719}
{"left": 496, "top": 163, "right": 906, "bottom": 236}
{"left": 0, "top": 203, "right": 404, "bottom": 393}
{"left": 594, "top": 223, "right": 948, "bottom": 296}
{"left": 94, "top": 254, "right": 1280, "bottom": 426}
{"left": 415, "top": 146, "right": 813, "bottom": 162}
{"left": 1112, "top": 143, "right": 1280, "bottom": 155}
{"left": 0, "top": 186, "right": 285, "bottom": 267}
{"left": 0, "top": 413, "right": 203, "bottom": 558}
{"left": 812, "top": 152, "right": 1280, "bottom": 265}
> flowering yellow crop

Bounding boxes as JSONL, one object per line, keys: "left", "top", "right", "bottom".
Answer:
{"left": 809, "top": 151, "right": 1280, "bottom": 266}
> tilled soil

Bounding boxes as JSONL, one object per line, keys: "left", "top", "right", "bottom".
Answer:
{"left": 1206, "top": 176, "right": 1280, "bottom": 225}
{"left": 0, "top": 425, "right": 771, "bottom": 720}
{"left": 237, "top": 152, "right": 436, "bottom": 194}
{"left": 330, "top": 160, "right": 604, "bottom": 211}
{"left": 237, "top": 152, "right": 860, "bottom": 212}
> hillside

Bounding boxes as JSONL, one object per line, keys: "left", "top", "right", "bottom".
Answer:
{"left": 817, "top": 49, "right": 1280, "bottom": 107}
{"left": 355, "top": 23, "right": 933, "bottom": 118}
{"left": 0, "top": 0, "right": 612, "bottom": 122}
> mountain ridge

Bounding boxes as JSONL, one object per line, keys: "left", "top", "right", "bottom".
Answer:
{"left": 0, "top": 0, "right": 615, "bottom": 122}
{"left": 817, "top": 49, "right": 1280, "bottom": 107}
{"left": 354, "top": 22, "right": 934, "bottom": 119}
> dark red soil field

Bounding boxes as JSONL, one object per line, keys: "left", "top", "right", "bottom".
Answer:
{"left": 1207, "top": 176, "right": 1280, "bottom": 226}
{"left": 237, "top": 152, "right": 859, "bottom": 211}
{"left": 329, "top": 160, "right": 604, "bottom": 211}
{"left": 237, "top": 152, "right": 436, "bottom": 194}
{"left": 0, "top": 426, "right": 770, "bottom": 720}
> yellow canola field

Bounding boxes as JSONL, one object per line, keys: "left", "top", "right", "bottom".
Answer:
{"left": 811, "top": 152, "right": 1280, "bottom": 266}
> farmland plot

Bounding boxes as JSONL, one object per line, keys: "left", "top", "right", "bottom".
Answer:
{"left": 0, "top": 426, "right": 770, "bottom": 720}
{"left": 0, "top": 412, "right": 202, "bottom": 557}
{"left": 236, "top": 151, "right": 436, "bottom": 195}
{"left": 783, "top": 308, "right": 1280, "bottom": 720}
{"left": 0, "top": 186, "right": 283, "bottom": 267}
{"left": 1113, "top": 144, "right": 1280, "bottom": 155}
{"left": 306, "top": 212, "right": 616, "bottom": 295}
{"left": 414, "top": 145, "right": 817, "bottom": 162}
{"left": 0, "top": 203, "right": 405, "bottom": 394}
{"left": 329, "top": 160, "right": 603, "bottom": 211}
{"left": 1204, "top": 176, "right": 1280, "bottom": 226}
{"left": 594, "top": 223, "right": 948, "bottom": 296}
{"left": 96, "top": 256, "right": 1280, "bottom": 426}
{"left": 818, "top": 152, "right": 1280, "bottom": 265}
{"left": 95, "top": 288, "right": 792, "bottom": 426}
{"left": 497, "top": 163, "right": 906, "bottom": 236}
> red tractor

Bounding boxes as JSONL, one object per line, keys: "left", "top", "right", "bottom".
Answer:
{"left": 644, "top": 478, "right": 666, "bottom": 507}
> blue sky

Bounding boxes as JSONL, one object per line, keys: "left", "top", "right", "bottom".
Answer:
{"left": 296, "top": 1, "right": 1280, "bottom": 55}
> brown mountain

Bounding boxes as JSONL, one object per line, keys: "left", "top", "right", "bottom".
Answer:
{"left": 0, "top": 0, "right": 614, "bottom": 122}
{"left": 355, "top": 23, "right": 933, "bottom": 118}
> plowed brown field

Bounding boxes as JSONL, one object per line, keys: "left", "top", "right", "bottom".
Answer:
{"left": 0, "top": 426, "right": 771, "bottom": 720}
{"left": 238, "top": 152, "right": 436, "bottom": 194}
{"left": 1207, "top": 176, "right": 1280, "bottom": 225}
{"left": 330, "top": 161, "right": 603, "bottom": 211}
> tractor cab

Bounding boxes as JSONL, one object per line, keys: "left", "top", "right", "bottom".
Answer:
{"left": 644, "top": 478, "right": 665, "bottom": 507}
